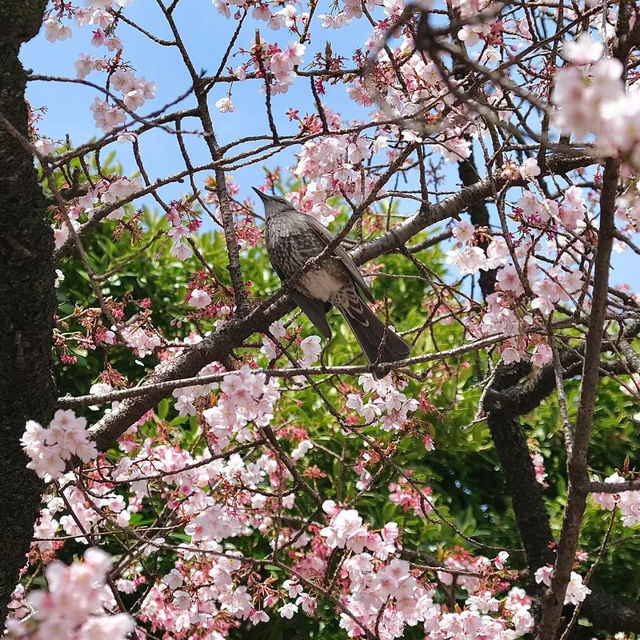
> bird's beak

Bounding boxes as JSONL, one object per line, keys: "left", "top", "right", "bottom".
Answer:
{"left": 252, "top": 187, "right": 271, "bottom": 202}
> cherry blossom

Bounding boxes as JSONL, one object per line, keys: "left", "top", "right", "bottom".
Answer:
{"left": 21, "top": 411, "right": 97, "bottom": 481}
{"left": 74, "top": 53, "right": 96, "bottom": 80}
{"left": 215, "top": 97, "right": 235, "bottom": 113}
{"left": 519, "top": 157, "right": 541, "bottom": 181}
{"left": 10, "top": 548, "right": 133, "bottom": 640}
{"left": 34, "top": 137, "right": 56, "bottom": 156}
{"left": 120, "top": 326, "right": 161, "bottom": 357}
{"left": 202, "top": 365, "right": 281, "bottom": 453}
{"left": 44, "top": 18, "right": 72, "bottom": 43}
{"left": 531, "top": 451, "right": 549, "bottom": 486}
{"left": 299, "top": 335, "right": 322, "bottom": 367}
{"left": 110, "top": 70, "right": 157, "bottom": 111}
{"left": 188, "top": 288, "right": 212, "bottom": 308}
{"left": 89, "top": 98, "right": 126, "bottom": 134}
{"left": 452, "top": 219, "right": 475, "bottom": 244}
{"left": 593, "top": 472, "right": 640, "bottom": 527}
{"left": 535, "top": 566, "right": 591, "bottom": 605}
{"left": 564, "top": 33, "right": 604, "bottom": 64}
{"left": 531, "top": 343, "right": 553, "bottom": 367}
{"left": 346, "top": 374, "right": 418, "bottom": 432}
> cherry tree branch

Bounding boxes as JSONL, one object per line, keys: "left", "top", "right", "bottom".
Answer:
{"left": 536, "top": 155, "right": 619, "bottom": 640}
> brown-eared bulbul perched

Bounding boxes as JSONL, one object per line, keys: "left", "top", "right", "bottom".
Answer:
{"left": 254, "top": 188, "right": 410, "bottom": 372}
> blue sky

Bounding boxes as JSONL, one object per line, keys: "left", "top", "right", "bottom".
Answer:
{"left": 20, "top": 1, "right": 639, "bottom": 289}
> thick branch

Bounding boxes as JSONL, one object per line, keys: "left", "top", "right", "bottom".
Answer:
{"left": 0, "top": 0, "right": 53, "bottom": 630}
{"left": 352, "top": 153, "right": 596, "bottom": 265}
{"left": 484, "top": 363, "right": 556, "bottom": 578}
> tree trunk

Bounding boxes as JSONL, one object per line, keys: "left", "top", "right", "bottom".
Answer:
{"left": 0, "top": 0, "right": 53, "bottom": 630}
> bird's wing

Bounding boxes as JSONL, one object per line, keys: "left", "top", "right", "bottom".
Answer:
{"left": 290, "top": 290, "right": 332, "bottom": 339}
{"left": 303, "top": 214, "right": 375, "bottom": 303}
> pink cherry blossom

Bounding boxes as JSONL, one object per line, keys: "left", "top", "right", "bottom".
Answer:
{"left": 44, "top": 18, "right": 72, "bottom": 42}
{"left": 21, "top": 410, "right": 97, "bottom": 481}
{"left": 496, "top": 265, "right": 524, "bottom": 295}
{"left": 519, "top": 157, "right": 541, "bottom": 181}
{"left": 188, "top": 289, "right": 212, "bottom": 308}
{"left": 531, "top": 343, "right": 553, "bottom": 367}
{"left": 75, "top": 53, "right": 95, "bottom": 79}
{"left": 299, "top": 335, "right": 322, "bottom": 367}
{"left": 216, "top": 97, "right": 235, "bottom": 113}
{"left": 16, "top": 548, "right": 134, "bottom": 640}
{"left": 531, "top": 451, "right": 549, "bottom": 486}
{"left": 90, "top": 98, "right": 126, "bottom": 134}
{"left": 564, "top": 33, "right": 604, "bottom": 64}
{"left": 279, "top": 602, "right": 298, "bottom": 619}
{"left": 452, "top": 219, "right": 475, "bottom": 244}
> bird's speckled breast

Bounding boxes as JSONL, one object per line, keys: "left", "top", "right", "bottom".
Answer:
{"left": 265, "top": 212, "right": 351, "bottom": 301}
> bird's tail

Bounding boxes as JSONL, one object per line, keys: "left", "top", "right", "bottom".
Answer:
{"left": 335, "top": 289, "right": 410, "bottom": 371}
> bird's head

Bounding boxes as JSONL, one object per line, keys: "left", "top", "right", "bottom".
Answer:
{"left": 252, "top": 187, "right": 294, "bottom": 220}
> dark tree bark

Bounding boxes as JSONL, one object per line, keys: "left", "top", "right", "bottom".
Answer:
{"left": 0, "top": 0, "right": 53, "bottom": 631}
{"left": 484, "top": 362, "right": 556, "bottom": 576}
{"left": 484, "top": 357, "right": 640, "bottom": 634}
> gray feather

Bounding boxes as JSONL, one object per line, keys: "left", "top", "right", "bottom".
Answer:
{"left": 291, "top": 290, "right": 332, "bottom": 339}
{"left": 303, "top": 215, "right": 375, "bottom": 303}
{"left": 336, "top": 288, "right": 410, "bottom": 374}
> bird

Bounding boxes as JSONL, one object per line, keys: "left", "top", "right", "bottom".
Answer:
{"left": 253, "top": 188, "right": 410, "bottom": 372}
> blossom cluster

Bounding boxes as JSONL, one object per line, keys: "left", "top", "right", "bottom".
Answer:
{"left": 54, "top": 176, "right": 142, "bottom": 249}
{"left": 260, "top": 320, "right": 323, "bottom": 368}
{"left": 446, "top": 191, "right": 586, "bottom": 364}
{"left": 212, "top": 0, "right": 307, "bottom": 33}
{"left": 320, "top": 501, "right": 399, "bottom": 556}
{"left": 291, "top": 132, "right": 381, "bottom": 223}
{"left": 165, "top": 202, "right": 203, "bottom": 260}
{"left": 172, "top": 358, "right": 223, "bottom": 416}
{"left": 30, "top": 480, "right": 134, "bottom": 558}
{"left": 534, "top": 566, "right": 592, "bottom": 606}
{"left": 202, "top": 365, "right": 281, "bottom": 453}
{"left": 266, "top": 41, "right": 306, "bottom": 93}
{"left": 107, "top": 439, "right": 309, "bottom": 634}
{"left": 318, "top": 0, "right": 375, "bottom": 28}
{"left": 7, "top": 548, "right": 133, "bottom": 640}
{"left": 44, "top": 1, "right": 128, "bottom": 44}
{"left": 21, "top": 410, "right": 97, "bottom": 481}
{"left": 346, "top": 373, "right": 418, "bottom": 432}
{"left": 592, "top": 472, "right": 640, "bottom": 527}
{"left": 318, "top": 504, "right": 533, "bottom": 640}
{"left": 448, "top": 204, "right": 586, "bottom": 311}
{"left": 57, "top": 482, "right": 133, "bottom": 545}
{"left": 218, "top": 38, "right": 306, "bottom": 107}
{"left": 388, "top": 476, "right": 433, "bottom": 517}
{"left": 140, "top": 552, "right": 259, "bottom": 633}
{"left": 89, "top": 99, "right": 127, "bottom": 135}
{"left": 29, "top": 466, "right": 139, "bottom": 561}
{"left": 90, "top": 69, "right": 158, "bottom": 133}
{"left": 43, "top": 1, "right": 156, "bottom": 135}
{"left": 531, "top": 451, "right": 549, "bottom": 487}
{"left": 121, "top": 325, "right": 162, "bottom": 357}
{"left": 553, "top": 34, "right": 640, "bottom": 165}
{"left": 348, "top": 33, "right": 477, "bottom": 161}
